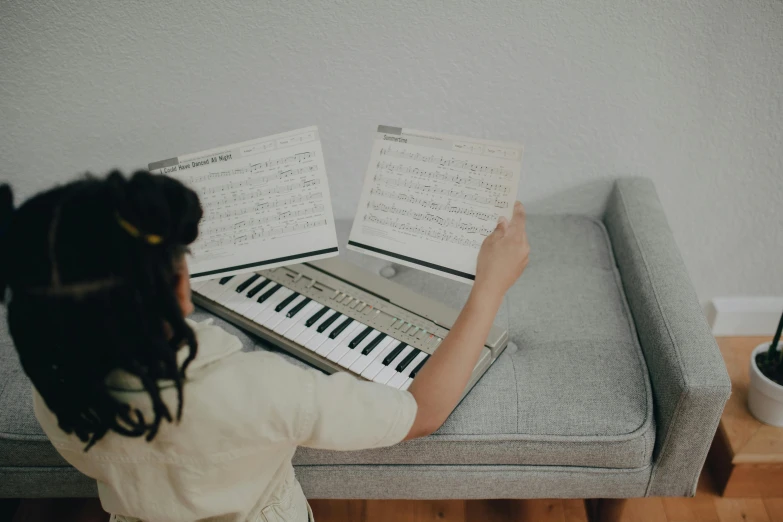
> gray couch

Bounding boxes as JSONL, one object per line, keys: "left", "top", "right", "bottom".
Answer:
{"left": 0, "top": 178, "right": 731, "bottom": 499}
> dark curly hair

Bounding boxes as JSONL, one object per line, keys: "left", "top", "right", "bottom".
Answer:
{"left": 0, "top": 170, "right": 203, "bottom": 450}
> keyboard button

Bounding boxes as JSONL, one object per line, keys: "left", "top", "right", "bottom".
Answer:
{"left": 329, "top": 318, "right": 354, "bottom": 339}
{"left": 350, "top": 337, "right": 393, "bottom": 374}
{"left": 219, "top": 276, "right": 234, "bottom": 285}
{"left": 295, "top": 310, "right": 334, "bottom": 347}
{"left": 348, "top": 326, "right": 374, "bottom": 348}
{"left": 250, "top": 288, "right": 295, "bottom": 323}
{"left": 408, "top": 354, "right": 430, "bottom": 379}
{"left": 287, "top": 297, "right": 312, "bottom": 318}
{"left": 257, "top": 284, "right": 283, "bottom": 303}
{"left": 324, "top": 324, "right": 369, "bottom": 362}
{"left": 235, "top": 274, "right": 261, "bottom": 293}
{"left": 316, "top": 311, "right": 342, "bottom": 333}
{"left": 206, "top": 275, "right": 251, "bottom": 305}
{"left": 275, "top": 292, "right": 300, "bottom": 312}
{"left": 360, "top": 340, "right": 401, "bottom": 380}
{"left": 246, "top": 278, "right": 272, "bottom": 298}
{"left": 374, "top": 345, "right": 414, "bottom": 385}
{"left": 305, "top": 306, "right": 329, "bottom": 327}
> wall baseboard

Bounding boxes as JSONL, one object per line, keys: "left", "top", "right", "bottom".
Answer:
{"left": 708, "top": 297, "right": 783, "bottom": 336}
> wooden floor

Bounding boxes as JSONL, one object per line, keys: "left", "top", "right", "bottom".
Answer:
{"left": 10, "top": 469, "right": 783, "bottom": 522}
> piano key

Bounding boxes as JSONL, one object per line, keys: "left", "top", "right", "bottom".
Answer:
{"left": 315, "top": 322, "right": 362, "bottom": 357}
{"left": 348, "top": 326, "right": 374, "bottom": 348}
{"left": 262, "top": 294, "right": 305, "bottom": 329}
{"left": 383, "top": 343, "right": 407, "bottom": 366}
{"left": 408, "top": 354, "right": 430, "bottom": 379}
{"left": 281, "top": 302, "right": 321, "bottom": 340}
{"left": 401, "top": 378, "right": 413, "bottom": 391}
{"left": 219, "top": 276, "right": 234, "bottom": 285}
{"left": 190, "top": 279, "right": 209, "bottom": 291}
{"left": 349, "top": 337, "right": 394, "bottom": 374}
{"left": 275, "top": 292, "right": 300, "bottom": 312}
{"left": 246, "top": 278, "right": 272, "bottom": 298}
{"left": 361, "top": 333, "right": 387, "bottom": 355}
{"left": 295, "top": 309, "right": 336, "bottom": 347}
{"left": 249, "top": 288, "right": 295, "bottom": 323}
{"left": 271, "top": 296, "right": 312, "bottom": 334}
{"left": 286, "top": 297, "right": 312, "bottom": 318}
{"left": 328, "top": 318, "right": 354, "bottom": 339}
{"left": 203, "top": 275, "right": 248, "bottom": 303}
{"left": 324, "top": 323, "right": 370, "bottom": 362}
{"left": 388, "top": 351, "right": 428, "bottom": 389}
{"left": 257, "top": 283, "right": 283, "bottom": 303}
{"left": 316, "top": 311, "right": 342, "bottom": 333}
{"left": 305, "top": 306, "right": 329, "bottom": 327}
{"left": 373, "top": 345, "right": 414, "bottom": 385}
{"left": 235, "top": 273, "right": 261, "bottom": 293}
{"left": 360, "top": 340, "right": 401, "bottom": 380}
{"left": 237, "top": 285, "right": 287, "bottom": 321}
{"left": 395, "top": 349, "right": 421, "bottom": 372}
{"left": 197, "top": 278, "right": 232, "bottom": 300}
{"left": 337, "top": 328, "right": 381, "bottom": 367}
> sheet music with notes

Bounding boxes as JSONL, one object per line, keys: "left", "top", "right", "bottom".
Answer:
{"left": 348, "top": 126, "right": 522, "bottom": 283}
{"left": 149, "top": 126, "right": 339, "bottom": 281}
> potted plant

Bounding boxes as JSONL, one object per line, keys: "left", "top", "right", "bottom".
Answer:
{"left": 748, "top": 310, "right": 783, "bottom": 426}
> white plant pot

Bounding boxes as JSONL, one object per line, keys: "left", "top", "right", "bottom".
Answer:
{"left": 748, "top": 342, "right": 783, "bottom": 427}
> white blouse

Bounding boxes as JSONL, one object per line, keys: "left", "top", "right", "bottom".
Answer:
{"left": 34, "top": 318, "right": 418, "bottom": 521}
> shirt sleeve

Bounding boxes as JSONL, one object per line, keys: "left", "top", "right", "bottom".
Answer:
{"left": 295, "top": 368, "right": 419, "bottom": 451}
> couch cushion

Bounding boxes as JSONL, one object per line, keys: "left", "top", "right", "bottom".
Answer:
{"left": 0, "top": 215, "right": 653, "bottom": 470}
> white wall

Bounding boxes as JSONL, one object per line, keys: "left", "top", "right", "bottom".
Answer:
{"left": 1, "top": 0, "right": 781, "bottom": 302}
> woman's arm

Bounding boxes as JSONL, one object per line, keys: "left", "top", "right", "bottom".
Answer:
{"left": 405, "top": 202, "right": 530, "bottom": 440}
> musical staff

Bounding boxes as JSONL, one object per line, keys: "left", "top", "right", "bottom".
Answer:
{"left": 200, "top": 219, "right": 328, "bottom": 249}
{"left": 349, "top": 127, "right": 522, "bottom": 283}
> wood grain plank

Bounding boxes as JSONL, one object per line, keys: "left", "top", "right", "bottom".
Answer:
{"left": 365, "top": 500, "right": 465, "bottom": 522}
{"left": 736, "top": 426, "right": 783, "bottom": 464}
{"left": 661, "top": 472, "right": 720, "bottom": 522}
{"left": 722, "top": 465, "right": 783, "bottom": 497}
{"left": 465, "top": 499, "right": 515, "bottom": 522}
{"left": 714, "top": 498, "right": 771, "bottom": 522}
{"left": 309, "top": 499, "right": 367, "bottom": 522}
{"left": 762, "top": 498, "right": 783, "bottom": 521}
{"left": 617, "top": 497, "right": 667, "bottom": 522}
{"left": 562, "top": 499, "right": 589, "bottom": 522}
{"left": 516, "top": 499, "right": 566, "bottom": 522}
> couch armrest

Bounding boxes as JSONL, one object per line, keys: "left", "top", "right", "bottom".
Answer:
{"left": 603, "top": 178, "right": 731, "bottom": 497}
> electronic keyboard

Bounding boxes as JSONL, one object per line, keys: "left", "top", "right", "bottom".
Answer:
{"left": 191, "top": 258, "right": 508, "bottom": 396}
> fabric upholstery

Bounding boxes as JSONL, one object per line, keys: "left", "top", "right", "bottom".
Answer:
{"left": 603, "top": 178, "right": 731, "bottom": 496}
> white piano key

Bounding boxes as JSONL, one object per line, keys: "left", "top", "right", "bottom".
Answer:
{"left": 360, "top": 340, "right": 402, "bottom": 380}
{"left": 316, "top": 322, "right": 362, "bottom": 358}
{"left": 197, "top": 278, "right": 233, "bottom": 301}
{"left": 292, "top": 307, "right": 332, "bottom": 345}
{"left": 190, "top": 279, "right": 210, "bottom": 291}
{"left": 388, "top": 351, "right": 425, "bottom": 389}
{"left": 237, "top": 282, "right": 284, "bottom": 320}
{"left": 249, "top": 288, "right": 295, "bottom": 323}
{"left": 401, "top": 377, "right": 413, "bottom": 391}
{"left": 373, "top": 345, "right": 413, "bottom": 385}
{"left": 337, "top": 329, "right": 381, "bottom": 368}
{"left": 281, "top": 302, "right": 321, "bottom": 340}
{"left": 221, "top": 275, "right": 265, "bottom": 312}
{"left": 303, "top": 312, "right": 344, "bottom": 352}
{"left": 324, "top": 325, "right": 368, "bottom": 363}
{"left": 348, "top": 337, "right": 394, "bottom": 374}
{"left": 271, "top": 296, "right": 311, "bottom": 334}
{"left": 263, "top": 294, "right": 305, "bottom": 329}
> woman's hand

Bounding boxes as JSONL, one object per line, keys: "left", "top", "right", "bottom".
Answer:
{"left": 474, "top": 201, "right": 530, "bottom": 299}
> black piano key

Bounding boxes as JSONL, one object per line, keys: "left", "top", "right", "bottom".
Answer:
{"left": 246, "top": 278, "right": 272, "bottom": 298}
{"left": 219, "top": 276, "right": 234, "bottom": 285}
{"left": 328, "top": 318, "right": 354, "bottom": 339}
{"left": 235, "top": 273, "right": 261, "bottom": 293}
{"left": 257, "top": 283, "right": 282, "bottom": 303}
{"left": 396, "top": 349, "right": 421, "bottom": 372}
{"left": 361, "top": 333, "right": 387, "bottom": 355}
{"left": 408, "top": 355, "right": 430, "bottom": 379}
{"left": 317, "top": 311, "right": 342, "bottom": 333}
{"left": 287, "top": 297, "right": 312, "bottom": 318}
{"left": 349, "top": 326, "right": 374, "bottom": 348}
{"left": 275, "top": 292, "right": 300, "bottom": 312}
{"left": 305, "top": 306, "right": 329, "bottom": 327}
{"left": 382, "top": 343, "right": 407, "bottom": 365}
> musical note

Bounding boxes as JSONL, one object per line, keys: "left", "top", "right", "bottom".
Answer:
{"left": 348, "top": 127, "right": 522, "bottom": 283}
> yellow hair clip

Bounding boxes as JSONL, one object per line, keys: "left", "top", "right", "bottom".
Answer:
{"left": 115, "top": 213, "right": 164, "bottom": 245}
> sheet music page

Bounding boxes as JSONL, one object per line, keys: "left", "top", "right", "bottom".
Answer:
{"left": 348, "top": 126, "right": 522, "bottom": 284}
{"left": 149, "top": 126, "right": 339, "bottom": 281}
